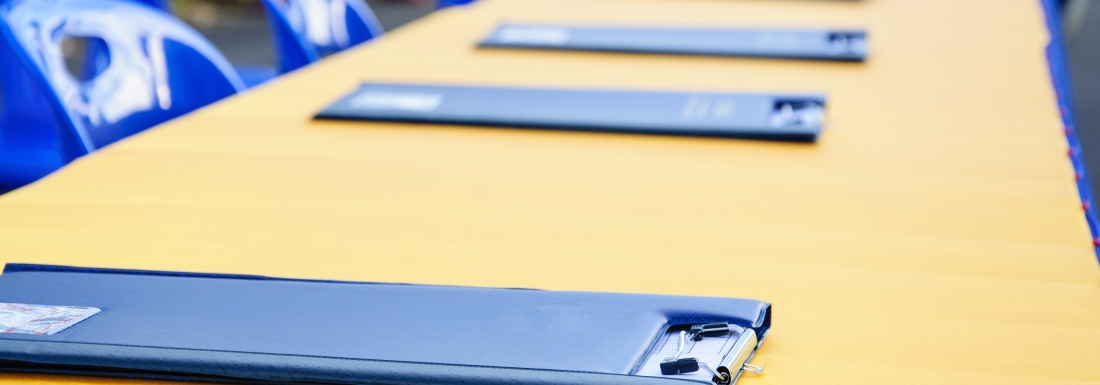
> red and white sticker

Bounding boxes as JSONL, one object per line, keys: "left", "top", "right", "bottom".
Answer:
{"left": 0, "top": 302, "right": 101, "bottom": 335}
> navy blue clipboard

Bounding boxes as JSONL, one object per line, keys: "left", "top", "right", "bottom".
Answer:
{"left": 315, "top": 83, "right": 826, "bottom": 141}
{"left": 479, "top": 24, "right": 868, "bottom": 62}
{"left": 0, "top": 264, "right": 771, "bottom": 385}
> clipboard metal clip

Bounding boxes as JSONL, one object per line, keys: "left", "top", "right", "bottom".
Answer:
{"left": 827, "top": 31, "right": 867, "bottom": 55}
{"left": 656, "top": 323, "right": 765, "bottom": 385}
{"left": 770, "top": 100, "right": 824, "bottom": 128}
{"left": 660, "top": 330, "right": 732, "bottom": 384}
{"left": 689, "top": 322, "right": 737, "bottom": 341}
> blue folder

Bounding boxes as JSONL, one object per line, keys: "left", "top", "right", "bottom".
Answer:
{"left": 316, "top": 83, "right": 826, "bottom": 141}
{"left": 0, "top": 264, "right": 771, "bottom": 385}
{"left": 479, "top": 24, "right": 868, "bottom": 61}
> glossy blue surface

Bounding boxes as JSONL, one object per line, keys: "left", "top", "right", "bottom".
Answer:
{"left": 0, "top": 264, "right": 770, "bottom": 382}
{"left": 437, "top": 0, "right": 476, "bottom": 9}
{"left": 260, "top": 0, "right": 384, "bottom": 74}
{"left": 480, "top": 25, "right": 868, "bottom": 62}
{"left": 0, "top": 0, "right": 243, "bottom": 191}
{"left": 317, "top": 83, "right": 825, "bottom": 141}
{"left": 234, "top": 63, "right": 280, "bottom": 88}
{"left": 83, "top": 1, "right": 273, "bottom": 88}
{"left": 79, "top": 0, "right": 171, "bottom": 83}
{"left": 133, "top": 0, "right": 171, "bottom": 10}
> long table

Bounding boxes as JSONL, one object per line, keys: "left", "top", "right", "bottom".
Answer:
{"left": 1, "top": 0, "right": 1098, "bottom": 384}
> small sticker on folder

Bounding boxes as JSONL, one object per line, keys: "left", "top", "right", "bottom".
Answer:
{"left": 349, "top": 92, "right": 443, "bottom": 112}
{"left": 494, "top": 26, "right": 570, "bottom": 45}
{"left": 0, "top": 302, "right": 101, "bottom": 335}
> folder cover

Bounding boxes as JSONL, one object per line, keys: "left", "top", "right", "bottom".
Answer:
{"left": 316, "top": 83, "right": 826, "bottom": 141}
{"left": 479, "top": 24, "right": 867, "bottom": 61}
{"left": 0, "top": 264, "right": 771, "bottom": 385}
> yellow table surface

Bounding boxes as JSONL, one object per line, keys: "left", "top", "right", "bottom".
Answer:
{"left": 1, "top": 0, "right": 1099, "bottom": 384}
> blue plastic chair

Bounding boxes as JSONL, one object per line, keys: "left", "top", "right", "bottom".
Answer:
{"left": 78, "top": 0, "right": 171, "bottom": 81}
{"left": 124, "top": 0, "right": 276, "bottom": 87}
{"left": 260, "top": 0, "right": 384, "bottom": 74}
{"left": 0, "top": 0, "right": 244, "bottom": 192}
{"left": 79, "top": 0, "right": 273, "bottom": 88}
{"left": 136, "top": 0, "right": 171, "bottom": 10}
{"left": 437, "top": 0, "right": 476, "bottom": 8}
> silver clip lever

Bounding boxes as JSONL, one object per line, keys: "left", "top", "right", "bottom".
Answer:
{"left": 659, "top": 330, "right": 732, "bottom": 384}
{"left": 660, "top": 331, "right": 692, "bottom": 374}
{"left": 689, "top": 322, "right": 736, "bottom": 341}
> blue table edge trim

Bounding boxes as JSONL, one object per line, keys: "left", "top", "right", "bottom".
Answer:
{"left": 1039, "top": 0, "right": 1100, "bottom": 263}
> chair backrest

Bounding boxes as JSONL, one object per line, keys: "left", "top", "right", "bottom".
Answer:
{"left": 77, "top": 0, "right": 169, "bottom": 84}
{"left": 260, "top": 0, "right": 384, "bottom": 74}
{"left": 136, "top": 0, "right": 171, "bottom": 11}
{"left": 436, "top": 0, "right": 476, "bottom": 9}
{"left": 0, "top": 0, "right": 243, "bottom": 191}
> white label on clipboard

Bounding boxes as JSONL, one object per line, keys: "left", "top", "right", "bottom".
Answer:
{"left": 349, "top": 92, "right": 444, "bottom": 112}
{"left": 0, "top": 302, "right": 101, "bottom": 335}
{"left": 494, "top": 26, "right": 571, "bottom": 45}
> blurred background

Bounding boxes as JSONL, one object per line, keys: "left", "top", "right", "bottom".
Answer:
{"left": 171, "top": 0, "right": 434, "bottom": 66}
{"left": 47, "top": 0, "right": 1100, "bottom": 197}
{"left": 173, "top": 0, "right": 1100, "bottom": 199}
{"left": 1067, "top": 0, "right": 1100, "bottom": 198}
